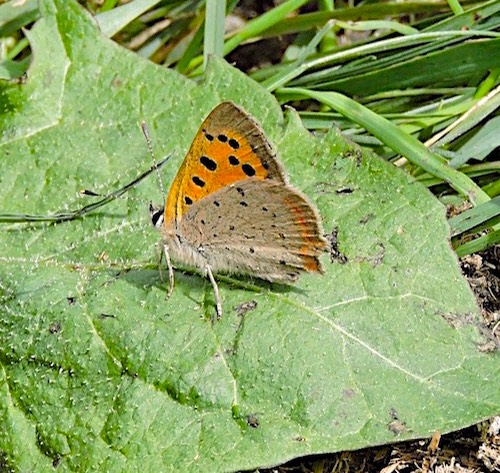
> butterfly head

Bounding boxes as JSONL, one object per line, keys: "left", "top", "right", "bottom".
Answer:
{"left": 149, "top": 202, "right": 164, "bottom": 228}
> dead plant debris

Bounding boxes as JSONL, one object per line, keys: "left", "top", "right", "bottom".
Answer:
{"left": 257, "top": 418, "right": 499, "bottom": 473}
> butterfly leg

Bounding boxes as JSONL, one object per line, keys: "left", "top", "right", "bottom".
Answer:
{"left": 163, "top": 244, "right": 175, "bottom": 298}
{"left": 156, "top": 241, "right": 165, "bottom": 283}
{"left": 205, "top": 264, "right": 222, "bottom": 321}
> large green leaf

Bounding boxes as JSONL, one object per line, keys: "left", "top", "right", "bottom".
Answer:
{"left": 0, "top": 1, "right": 497, "bottom": 472}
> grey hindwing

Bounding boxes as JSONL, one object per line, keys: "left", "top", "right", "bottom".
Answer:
{"left": 178, "top": 179, "right": 325, "bottom": 281}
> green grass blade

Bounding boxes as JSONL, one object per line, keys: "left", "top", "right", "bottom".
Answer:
{"left": 223, "top": 0, "right": 311, "bottom": 56}
{"left": 454, "top": 228, "right": 500, "bottom": 256}
{"left": 100, "top": 0, "right": 119, "bottom": 12}
{"left": 278, "top": 87, "right": 490, "bottom": 204}
{"left": 262, "top": 21, "right": 334, "bottom": 92}
{"left": 176, "top": 19, "right": 204, "bottom": 72}
{"left": 449, "top": 195, "right": 500, "bottom": 236}
{"left": 334, "top": 19, "right": 419, "bottom": 35}
{"left": 289, "top": 32, "right": 497, "bottom": 90}
{"left": 446, "top": 0, "right": 464, "bottom": 15}
{"left": 317, "top": 0, "right": 337, "bottom": 51}
{"left": 426, "top": 0, "right": 500, "bottom": 32}
{"left": 96, "top": 0, "right": 164, "bottom": 37}
{"left": 188, "top": 0, "right": 311, "bottom": 74}
{"left": 299, "top": 35, "right": 500, "bottom": 95}
{"left": 449, "top": 116, "right": 500, "bottom": 167}
{"left": 263, "top": 2, "right": 453, "bottom": 37}
{"left": 431, "top": 84, "right": 500, "bottom": 153}
{"left": 204, "top": 0, "right": 226, "bottom": 69}
{"left": 0, "top": 0, "right": 39, "bottom": 36}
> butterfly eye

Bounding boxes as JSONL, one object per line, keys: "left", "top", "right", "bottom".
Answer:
{"left": 149, "top": 203, "right": 165, "bottom": 228}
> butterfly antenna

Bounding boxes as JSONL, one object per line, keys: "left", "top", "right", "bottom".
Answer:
{"left": 141, "top": 121, "right": 166, "bottom": 197}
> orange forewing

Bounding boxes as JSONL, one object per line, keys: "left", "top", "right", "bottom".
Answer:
{"left": 164, "top": 102, "right": 285, "bottom": 226}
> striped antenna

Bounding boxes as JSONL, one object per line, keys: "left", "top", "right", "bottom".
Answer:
{"left": 141, "top": 121, "right": 166, "bottom": 197}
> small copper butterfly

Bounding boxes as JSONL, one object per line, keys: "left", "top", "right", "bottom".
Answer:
{"left": 151, "top": 102, "right": 327, "bottom": 320}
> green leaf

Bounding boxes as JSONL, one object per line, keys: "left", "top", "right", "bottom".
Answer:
{"left": 0, "top": 58, "right": 30, "bottom": 80}
{"left": 0, "top": 0, "right": 497, "bottom": 471}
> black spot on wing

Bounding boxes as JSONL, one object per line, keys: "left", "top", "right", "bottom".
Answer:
{"left": 242, "top": 164, "right": 256, "bottom": 177}
{"left": 202, "top": 129, "right": 214, "bottom": 141}
{"left": 228, "top": 138, "right": 240, "bottom": 149}
{"left": 192, "top": 176, "right": 205, "bottom": 187}
{"left": 200, "top": 155, "right": 217, "bottom": 171}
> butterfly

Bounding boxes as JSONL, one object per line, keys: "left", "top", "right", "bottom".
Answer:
{"left": 150, "top": 102, "right": 327, "bottom": 320}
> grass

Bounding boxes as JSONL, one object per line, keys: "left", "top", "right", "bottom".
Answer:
{"left": 1, "top": 0, "right": 499, "bottom": 471}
